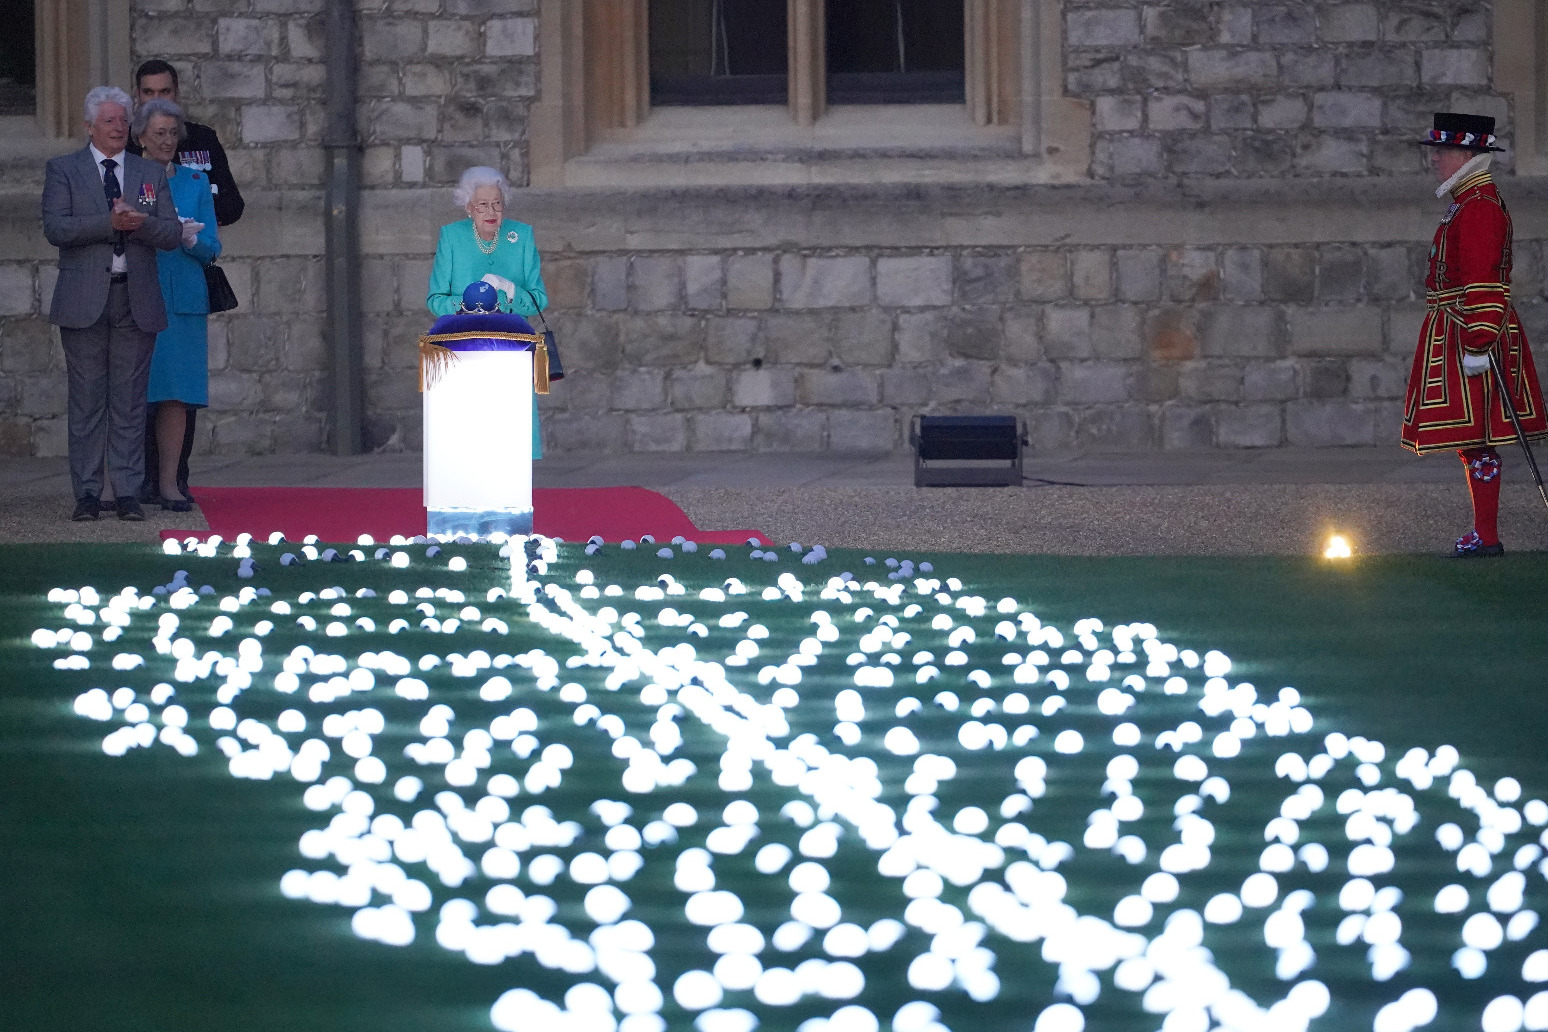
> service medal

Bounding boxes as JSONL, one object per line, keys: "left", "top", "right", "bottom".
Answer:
{"left": 1440, "top": 202, "right": 1460, "bottom": 224}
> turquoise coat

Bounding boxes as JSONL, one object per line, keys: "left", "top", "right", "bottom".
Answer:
{"left": 427, "top": 218, "right": 547, "bottom": 318}
{"left": 147, "top": 164, "right": 221, "bottom": 406}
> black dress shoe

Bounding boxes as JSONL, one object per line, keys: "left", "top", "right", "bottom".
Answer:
{"left": 1451, "top": 530, "right": 1504, "bottom": 558}
{"left": 116, "top": 497, "right": 145, "bottom": 522}
{"left": 71, "top": 495, "right": 100, "bottom": 522}
{"left": 157, "top": 495, "right": 193, "bottom": 513}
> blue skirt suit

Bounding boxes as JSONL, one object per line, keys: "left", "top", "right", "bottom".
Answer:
{"left": 147, "top": 164, "right": 220, "bottom": 406}
{"left": 427, "top": 218, "right": 548, "bottom": 458}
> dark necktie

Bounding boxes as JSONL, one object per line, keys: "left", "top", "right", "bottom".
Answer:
{"left": 102, "top": 157, "right": 124, "bottom": 256}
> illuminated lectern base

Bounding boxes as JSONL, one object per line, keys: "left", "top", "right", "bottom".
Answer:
{"left": 421, "top": 314, "right": 542, "bottom": 540}
{"left": 426, "top": 506, "right": 532, "bottom": 539}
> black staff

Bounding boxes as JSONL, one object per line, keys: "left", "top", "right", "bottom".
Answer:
{"left": 1489, "top": 349, "right": 1548, "bottom": 512}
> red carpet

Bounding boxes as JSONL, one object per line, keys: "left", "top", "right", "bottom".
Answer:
{"left": 164, "top": 486, "right": 767, "bottom": 545}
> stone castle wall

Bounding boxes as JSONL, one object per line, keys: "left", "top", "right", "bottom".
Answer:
{"left": 0, "top": 0, "right": 1542, "bottom": 458}
{"left": 1066, "top": 0, "right": 1507, "bottom": 179}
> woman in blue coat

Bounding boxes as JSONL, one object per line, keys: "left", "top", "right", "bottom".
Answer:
{"left": 427, "top": 166, "right": 548, "bottom": 458}
{"left": 134, "top": 99, "right": 219, "bottom": 511}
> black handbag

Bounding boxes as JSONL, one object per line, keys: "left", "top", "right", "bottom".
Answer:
{"left": 204, "top": 261, "right": 238, "bottom": 313}
{"left": 523, "top": 288, "right": 563, "bottom": 381}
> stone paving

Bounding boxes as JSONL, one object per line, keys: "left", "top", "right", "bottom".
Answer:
{"left": 3, "top": 446, "right": 1545, "bottom": 557}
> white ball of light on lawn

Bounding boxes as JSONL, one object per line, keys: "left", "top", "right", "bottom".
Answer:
{"left": 577, "top": 883, "right": 633, "bottom": 925}
{"left": 1113, "top": 896, "right": 1153, "bottom": 927}
{"left": 751, "top": 967, "right": 800, "bottom": 1006}
{"left": 822, "top": 923, "right": 869, "bottom": 958}
{"left": 1239, "top": 873, "right": 1278, "bottom": 908}
{"left": 1523, "top": 951, "right": 1548, "bottom": 982}
{"left": 673, "top": 970, "right": 723, "bottom": 1011}
{"left": 1465, "top": 913, "right": 1506, "bottom": 951}
{"left": 1455, "top": 947, "right": 1489, "bottom": 979}
{"left": 1111, "top": 722, "right": 1141, "bottom": 746}
{"left": 818, "top": 961, "right": 864, "bottom": 999}
{"left": 1339, "top": 878, "right": 1375, "bottom": 911}
{"left": 789, "top": 862, "right": 831, "bottom": 893}
{"left": 906, "top": 953, "right": 953, "bottom": 992}
{"left": 685, "top": 890, "right": 744, "bottom": 926}
{"left": 1032, "top": 1003, "right": 1084, "bottom": 1032}
{"left": 355, "top": 757, "right": 386, "bottom": 784}
{"left": 1203, "top": 894, "right": 1243, "bottom": 924}
{"left": 1482, "top": 996, "right": 1526, "bottom": 1032}
{"left": 1489, "top": 872, "right": 1527, "bottom": 913}
{"left": 1173, "top": 755, "right": 1208, "bottom": 781}
{"left": 1202, "top": 651, "right": 1231, "bottom": 677}
{"left": 1361, "top": 911, "right": 1402, "bottom": 950}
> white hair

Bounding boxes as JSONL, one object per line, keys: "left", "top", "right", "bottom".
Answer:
{"left": 84, "top": 85, "right": 132, "bottom": 125}
{"left": 453, "top": 166, "right": 510, "bottom": 208}
{"left": 131, "top": 98, "right": 185, "bottom": 143}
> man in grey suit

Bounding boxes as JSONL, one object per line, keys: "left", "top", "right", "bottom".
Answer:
{"left": 42, "top": 86, "right": 181, "bottom": 521}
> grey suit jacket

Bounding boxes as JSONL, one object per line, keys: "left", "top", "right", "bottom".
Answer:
{"left": 42, "top": 146, "right": 181, "bottom": 333}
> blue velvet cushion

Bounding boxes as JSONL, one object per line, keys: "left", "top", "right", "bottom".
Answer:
{"left": 427, "top": 310, "right": 538, "bottom": 350}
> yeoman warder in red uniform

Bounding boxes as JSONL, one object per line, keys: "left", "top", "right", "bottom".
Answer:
{"left": 1402, "top": 112, "right": 1548, "bottom": 557}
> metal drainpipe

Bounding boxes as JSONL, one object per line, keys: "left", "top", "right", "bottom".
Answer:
{"left": 324, "top": 0, "right": 365, "bottom": 454}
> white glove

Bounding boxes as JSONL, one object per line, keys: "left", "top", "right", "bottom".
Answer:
{"left": 178, "top": 218, "right": 203, "bottom": 248}
{"left": 1462, "top": 352, "right": 1492, "bottom": 377}
{"left": 481, "top": 273, "right": 516, "bottom": 300}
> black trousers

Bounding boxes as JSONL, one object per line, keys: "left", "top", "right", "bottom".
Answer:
{"left": 141, "top": 403, "right": 197, "bottom": 500}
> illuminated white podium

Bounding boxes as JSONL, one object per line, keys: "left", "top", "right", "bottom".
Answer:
{"left": 418, "top": 310, "right": 548, "bottom": 539}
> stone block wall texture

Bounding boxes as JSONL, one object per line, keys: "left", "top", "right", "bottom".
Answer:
{"left": 1069, "top": 0, "right": 1511, "bottom": 179}
{"left": 1, "top": 0, "right": 1544, "bottom": 457}
{"left": 131, "top": 0, "right": 538, "bottom": 194}
{"left": 515, "top": 237, "right": 1548, "bottom": 454}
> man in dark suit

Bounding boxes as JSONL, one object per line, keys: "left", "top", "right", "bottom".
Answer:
{"left": 42, "top": 86, "right": 181, "bottom": 522}
{"left": 132, "top": 58, "right": 246, "bottom": 504}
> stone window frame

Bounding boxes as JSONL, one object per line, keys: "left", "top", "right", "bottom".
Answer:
{"left": 1496, "top": 0, "right": 1548, "bottom": 175}
{"left": 8, "top": 0, "right": 132, "bottom": 140}
{"left": 527, "top": 0, "right": 1093, "bottom": 187}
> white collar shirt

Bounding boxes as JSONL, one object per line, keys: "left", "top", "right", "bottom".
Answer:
{"left": 89, "top": 143, "right": 128, "bottom": 274}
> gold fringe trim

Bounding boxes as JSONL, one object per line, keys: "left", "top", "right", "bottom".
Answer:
{"left": 417, "top": 330, "right": 551, "bottom": 394}
{"left": 418, "top": 338, "right": 458, "bottom": 392}
{"left": 420, "top": 330, "right": 545, "bottom": 346}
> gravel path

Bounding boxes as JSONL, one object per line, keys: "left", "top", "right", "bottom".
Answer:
{"left": 4, "top": 450, "right": 1545, "bottom": 556}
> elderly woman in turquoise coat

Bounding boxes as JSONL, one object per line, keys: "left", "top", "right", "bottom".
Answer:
{"left": 134, "top": 99, "right": 219, "bottom": 511}
{"left": 427, "top": 166, "right": 548, "bottom": 458}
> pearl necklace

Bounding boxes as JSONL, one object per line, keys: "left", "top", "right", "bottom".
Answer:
{"left": 474, "top": 222, "right": 497, "bottom": 255}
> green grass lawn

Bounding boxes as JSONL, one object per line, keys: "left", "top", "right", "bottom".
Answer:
{"left": 1, "top": 539, "right": 1545, "bottom": 1032}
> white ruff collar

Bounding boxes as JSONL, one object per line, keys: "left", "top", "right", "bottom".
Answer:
{"left": 1436, "top": 151, "right": 1493, "bottom": 199}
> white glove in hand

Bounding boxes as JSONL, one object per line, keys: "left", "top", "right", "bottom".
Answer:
{"left": 480, "top": 273, "right": 516, "bottom": 300}
{"left": 1462, "top": 352, "right": 1492, "bottom": 377}
{"left": 179, "top": 219, "right": 203, "bottom": 248}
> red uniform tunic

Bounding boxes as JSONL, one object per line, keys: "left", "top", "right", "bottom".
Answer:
{"left": 1400, "top": 169, "right": 1548, "bottom": 453}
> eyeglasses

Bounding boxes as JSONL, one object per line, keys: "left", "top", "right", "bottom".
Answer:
{"left": 142, "top": 128, "right": 180, "bottom": 141}
{"left": 471, "top": 201, "right": 504, "bottom": 214}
